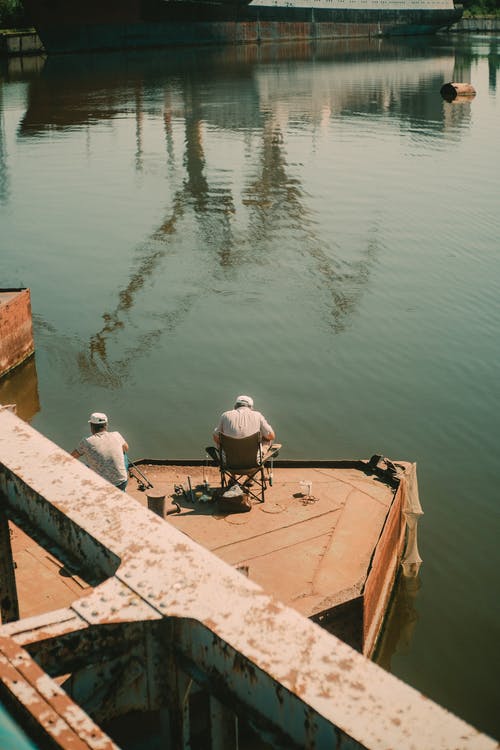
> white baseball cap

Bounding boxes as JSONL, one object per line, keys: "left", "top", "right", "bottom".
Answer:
{"left": 235, "top": 395, "right": 253, "bottom": 408}
{"left": 88, "top": 412, "right": 108, "bottom": 425}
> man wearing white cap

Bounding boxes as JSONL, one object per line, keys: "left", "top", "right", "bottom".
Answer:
{"left": 213, "top": 395, "right": 275, "bottom": 447}
{"left": 71, "top": 412, "right": 129, "bottom": 491}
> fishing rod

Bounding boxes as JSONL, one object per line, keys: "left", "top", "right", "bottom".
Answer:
{"left": 127, "top": 458, "right": 154, "bottom": 490}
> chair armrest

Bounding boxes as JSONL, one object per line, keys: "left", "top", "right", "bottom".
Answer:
{"left": 262, "top": 444, "right": 282, "bottom": 462}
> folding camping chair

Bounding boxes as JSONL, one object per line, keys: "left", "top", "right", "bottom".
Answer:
{"left": 218, "top": 432, "right": 280, "bottom": 504}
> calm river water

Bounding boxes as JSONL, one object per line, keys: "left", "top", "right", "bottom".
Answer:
{"left": 1, "top": 33, "right": 499, "bottom": 741}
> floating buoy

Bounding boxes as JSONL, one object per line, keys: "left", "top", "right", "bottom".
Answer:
{"left": 440, "top": 82, "right": 476, "bottom": 102}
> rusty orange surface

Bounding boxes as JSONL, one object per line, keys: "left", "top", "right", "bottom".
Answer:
{"left": 9, "top": 522, "right": 93, "bottom": 620}
{"left": 0, "top": 289, "right": 35, "bottom": 379}
{"left": 127, "top": 463, "right": 400, "bottom": 634}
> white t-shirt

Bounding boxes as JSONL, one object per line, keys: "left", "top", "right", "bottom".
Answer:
{"left": 77, "top": 431, "right": 127, "bottom": 486}
{"left": 214, "top": 407, "right": 274, "bottom": 441}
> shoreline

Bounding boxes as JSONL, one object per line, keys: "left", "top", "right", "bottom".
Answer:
{"left": 2, "top": 17, "right": 500, "bottom": 58}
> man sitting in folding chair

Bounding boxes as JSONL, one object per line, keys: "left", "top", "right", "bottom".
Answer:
{"left": 206, "top": 395, "right": 281, "bottom": 503}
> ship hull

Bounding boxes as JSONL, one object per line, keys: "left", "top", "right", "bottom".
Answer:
{"left": 24, "top": 1, "right": 463, "bottom": 54}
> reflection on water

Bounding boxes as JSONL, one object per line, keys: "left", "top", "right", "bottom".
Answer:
{"left": 18, "top": 37, "right": 468, "bottom": 135}
{"left": 12, "top": 38, "right": 472, "bottom": 388}
{"left": 1, "top": 34, "right": 500, "bottom": 739}
{"left": 488, "top": 39, "right": 498, "bottom": 92}
{"left": 0, "top": 356, "right": 40, "bottom": 422}
{"left": 374, "top": 573, "right": 422, "bottom": 671}
{"left": 0, "top": 85, "right": 8, "bottom": 205}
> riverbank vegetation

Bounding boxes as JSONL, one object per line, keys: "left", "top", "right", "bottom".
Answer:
{"left": 0, "top": 0, "right": 28, "bottom": 28}
{"left": 462, "top": 0, "right": 500, "bottom": 14}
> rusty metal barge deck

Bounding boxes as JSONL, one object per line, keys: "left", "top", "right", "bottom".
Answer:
{"left": 4, "top": 453, "right": 416, "bottom": 658}
{"left": 127, "top": 456, "right": 418, "bottom": 657}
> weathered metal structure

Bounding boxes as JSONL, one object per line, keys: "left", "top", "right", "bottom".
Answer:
{"left": 0, "top": 289, "right": 35, "bottom": 379}
{"left": 0, "top": 407, "right": 496, "bottom": 749}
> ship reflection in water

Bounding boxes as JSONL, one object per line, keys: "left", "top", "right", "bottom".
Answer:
{"left": 18, "top": 37, "right": 470, "bottom": 137}
{"left": 15, "top": 37, "right": 474, "bottom": 390}
{"left": 374, "top": 572, "right": 422, "bottom": 671}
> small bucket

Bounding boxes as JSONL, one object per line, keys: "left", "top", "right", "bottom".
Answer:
{"left": 147, "top": 489, "right": 167, "bottom": 519}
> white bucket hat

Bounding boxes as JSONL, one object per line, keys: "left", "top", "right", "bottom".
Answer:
{"left": 235, "top": 395, "right": 253, "bottom": 408}
{"left": 88, "top": 412, "right": 108, "bottom": 425}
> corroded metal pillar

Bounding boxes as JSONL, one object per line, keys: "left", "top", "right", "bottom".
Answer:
{"left": 0, "top": 492, "right": 19, "bottom": 623}
{"left": 210, "top": 695, "right": 238, "bottom": 750}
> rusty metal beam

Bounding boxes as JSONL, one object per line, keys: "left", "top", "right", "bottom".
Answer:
{"left": 0, "top": 636, "right": 118, "bottom": 750}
